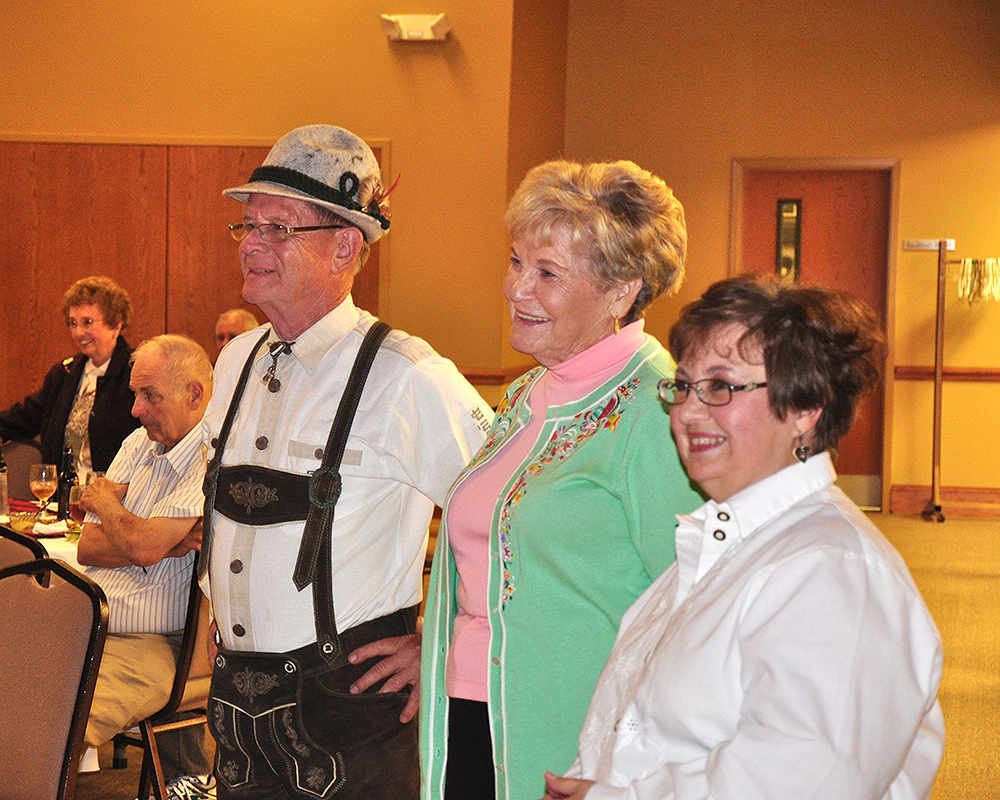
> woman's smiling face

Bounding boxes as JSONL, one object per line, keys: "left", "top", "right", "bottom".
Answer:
{"left": 67, "top": 303, "right": 121, "bottom": 367}
{"left": 504, "top": 226, "right": 630, "bottom": 367}
{"left": 670, "top": 323, "right": 815, "bottom": 502}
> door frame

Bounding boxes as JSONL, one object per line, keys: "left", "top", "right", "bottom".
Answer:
{"left": 729, "top": 157, "right": 901, "bottom": 511}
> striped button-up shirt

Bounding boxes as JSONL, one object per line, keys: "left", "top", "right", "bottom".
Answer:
{"left": 85, "top": 424, "right": 206, "bottom": 634}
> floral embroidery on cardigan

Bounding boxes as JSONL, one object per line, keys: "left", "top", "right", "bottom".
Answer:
{"left": 466, "top": 370, "right": 539, "bottom": 471}
{"left": 497, "top": 377, "right": 641, "bottom": 605}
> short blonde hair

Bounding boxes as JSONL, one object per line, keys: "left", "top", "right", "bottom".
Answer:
{"left": 505, "top": 160, "right": 687, "bottom": 322}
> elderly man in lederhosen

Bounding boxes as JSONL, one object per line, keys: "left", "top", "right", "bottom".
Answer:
{"left": 200, "top": 125, "right": 493, "bottom": 800}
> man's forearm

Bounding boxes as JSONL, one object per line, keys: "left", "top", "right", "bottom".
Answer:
{"left": 83, "top": 499, "right": 199, "bottom": 567}
{"left": 77, "top": 521, "right": 138, "bottom": 567}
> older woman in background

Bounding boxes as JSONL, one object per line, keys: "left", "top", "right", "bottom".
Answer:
{"left": 422, "top": 160, "right": 702, "bottom": 800}
{"left": 0, "top": 275, "right": 139, "bottom": 479}
{"left": 544, "top": 276, "right": 943, "bottom": 800}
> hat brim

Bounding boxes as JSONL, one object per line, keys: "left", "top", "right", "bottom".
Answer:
{"left": 223, "top": 181, "right": 388, "bottom": 243}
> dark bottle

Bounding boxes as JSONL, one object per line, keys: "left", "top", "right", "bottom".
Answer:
{"left": 56, "top": 445, "right": 77, "bottom": 521}
{"left": 0, "top": 440, "right": 8, "bottom": 518}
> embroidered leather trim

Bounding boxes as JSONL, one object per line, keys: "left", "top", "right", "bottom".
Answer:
{"left": 232, "top": 667, "right": 281, "bottom": 700}
{"left": 229, "top": 475, "right": 280, "bottom": 514}
{"left": 214, "top": 465, "right": 311, "bottom": 526}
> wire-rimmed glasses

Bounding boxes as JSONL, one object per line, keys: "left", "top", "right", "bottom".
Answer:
{"left": 658, "top": 378, "right": 768, "bottom": 407}
{"left": 229, "top": 222, "right": 347, "bottom": 244}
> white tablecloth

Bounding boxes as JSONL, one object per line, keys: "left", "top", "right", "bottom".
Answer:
{"left": 2, "top": 513, "right": 83, "bottom": 572}
{"left": 41, "top": 536, "right": 83, "bottom": 573}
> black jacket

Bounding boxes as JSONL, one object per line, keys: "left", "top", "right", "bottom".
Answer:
{"left": 0, "top": 336, "right": 139, "bottom": 472}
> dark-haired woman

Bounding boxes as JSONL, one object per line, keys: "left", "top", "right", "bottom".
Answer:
{"left": 544, "top": 276, "right": 943, "bottom": 800}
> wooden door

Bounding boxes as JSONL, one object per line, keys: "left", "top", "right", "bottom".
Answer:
{"left": 738, "top": 167, "right": 891, "bottom": 508}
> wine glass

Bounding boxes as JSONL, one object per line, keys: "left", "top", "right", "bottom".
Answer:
{"left": 29, "top": 463, "right": 58, "bottom": 516}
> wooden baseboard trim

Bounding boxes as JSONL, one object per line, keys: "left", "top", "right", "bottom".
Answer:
{"left": 894, "top": 366, "right": 1000, "bottom": 382}
{"left": 890, "top": 484, "right": 1000, "bottom": 516}
{"left": 461, "top": 364, "right": 537, "bottom": 386}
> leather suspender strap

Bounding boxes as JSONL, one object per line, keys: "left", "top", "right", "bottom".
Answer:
{"left": 293, "top": 321, "right": 391, "bottom": 591}
{"left": 199, "top": 330, "right": 271, "bottom": 581}
{"left": 298, "top": 321, "right": 392, "bottom": 663}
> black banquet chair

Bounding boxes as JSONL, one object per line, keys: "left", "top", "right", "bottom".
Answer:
{"left": 0, "top": 557, "right": 109, "bottom": 800}
{"left": 0, "top": 524, "right": 49, "bottom": 568}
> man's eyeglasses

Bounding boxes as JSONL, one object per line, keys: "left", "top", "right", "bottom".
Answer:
{"left": 229, "top": 222, "right": 346, "bottom": 244}
{"left": 658, "top": 378, "right": 768, "bottom": 407}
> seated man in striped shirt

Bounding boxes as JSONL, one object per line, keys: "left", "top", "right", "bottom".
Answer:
{"left": 78, "top": 334, "right": 213, "bottom": 794}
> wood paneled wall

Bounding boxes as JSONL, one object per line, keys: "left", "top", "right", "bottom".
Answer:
{"left": 0, "top": 140, "right": 382, "bottom": 411}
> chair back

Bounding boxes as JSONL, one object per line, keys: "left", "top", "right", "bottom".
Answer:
{"left": 0, "top": 558, "right": 108, "bottom": 800}
{"left": 0, "top": 525, "right": 48, "bottom": 568}
{"left": 153, "top": 549, "right": 211, "bottom": 720}
{"left": 3, "top": 438, "right": 43, "bottom": 500}
{"left": 111, "top": 550, "right": 211, "bottom": 800}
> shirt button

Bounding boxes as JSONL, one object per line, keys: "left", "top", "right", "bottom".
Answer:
{"left": 717, "top": 511, "right": 730, "bottom": 521}
{"left": 211, "top": 437, "right": 219, "bottom": 448}
{"left": 315, "top": 448, "right": 325, "bottom": 460}
{"left": 492, "top": 657, "right": 500, "bottom": 666}
{"left": 713, "top": 530, "right": 726, "bottom": 541}
{"left": 230, "top": 559, "right": 243, "bottom": 574}
{"left": 233, "top": 623, "right": 246, "bottom": 637}
{"left": 255, "top": 436, "right": 269, "bottom": 450}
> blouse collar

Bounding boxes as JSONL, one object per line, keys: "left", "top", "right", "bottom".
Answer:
{"left": 683, "top": 451, "right": 837, "bottom": 544}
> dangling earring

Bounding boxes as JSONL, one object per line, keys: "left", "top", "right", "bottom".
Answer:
{"left": 794, "top": 435, "right": 810, "bottom": 463}
{"left": 614, "top": 316, "right": 620, "bottom": 335}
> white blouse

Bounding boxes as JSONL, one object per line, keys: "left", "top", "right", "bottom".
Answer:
{"left": 568, "top": 452, "right": 944, "bottom": 800}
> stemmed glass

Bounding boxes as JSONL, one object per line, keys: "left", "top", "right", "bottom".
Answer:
{"left": 29, "top": 463, "right": 58, "bottom": 517}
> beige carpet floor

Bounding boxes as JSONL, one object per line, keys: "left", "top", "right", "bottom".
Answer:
{"left": 74, "top": 737, "right": 215, "bottom": 800}
{"left": 873, "top": 512, "right": 1000, "bottom": 800}
{"left": 74, "top": 513, "right": 997, "bottom": 799}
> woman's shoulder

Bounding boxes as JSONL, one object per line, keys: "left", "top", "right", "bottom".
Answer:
{"left": 104, "top": 336, "right": 135, "bottom": 378}
{"left": 44, "top": 353, "right": 84, "bottom": 385}
{"left": 763, "top": 488, "right": 915, "bottom": 580}
{"left": 635, "top": 333, "right": 677, "bottom": 377}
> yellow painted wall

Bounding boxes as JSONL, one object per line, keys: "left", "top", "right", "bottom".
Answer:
{"left": 0, "top": 0, "right": 517, "bottom": 372}
{"left": 565, "top": 0, "right": 1000, "bottom": 491}
{"left": 4, "top": 0, "right": 999, "bottom": 490}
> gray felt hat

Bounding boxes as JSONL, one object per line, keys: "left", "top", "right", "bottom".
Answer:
{"left": 223, "top": 125, "right": 390, "bottom": 242}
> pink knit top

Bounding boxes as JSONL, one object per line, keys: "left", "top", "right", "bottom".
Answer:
{"left": 445, "top": 321, "right": 647, "bottom": 700}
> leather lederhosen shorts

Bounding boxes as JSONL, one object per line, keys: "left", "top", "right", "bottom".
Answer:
{"left": 209, "top": 606, "right": 419, "bottom": 800}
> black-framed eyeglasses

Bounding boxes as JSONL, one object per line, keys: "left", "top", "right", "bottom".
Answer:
{"left": 229, "top": 222, "right": 347, "bottom": 244}
{"left": 658, "top": 377, "right": 768, "bottom": 407}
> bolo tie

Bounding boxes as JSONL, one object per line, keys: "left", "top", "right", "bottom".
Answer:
{"left": 263, "top": 340, "right": 295, "bottom": 392}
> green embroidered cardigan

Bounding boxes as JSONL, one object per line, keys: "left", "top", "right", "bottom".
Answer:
{"left": 420, "top": 337, "right": 702, "bottom": 800}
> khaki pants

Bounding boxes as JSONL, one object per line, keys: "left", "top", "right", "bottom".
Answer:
{"left": 85, "top": 631, "right": 211, "bottom": 779}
